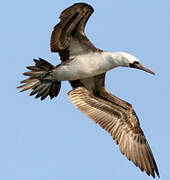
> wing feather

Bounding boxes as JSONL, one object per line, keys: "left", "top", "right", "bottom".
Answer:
{"left": 50, "top": 3, "right": 97, "bottom": 61}
{"left": 68, "top": 86, "right": 159, "bottom": 178}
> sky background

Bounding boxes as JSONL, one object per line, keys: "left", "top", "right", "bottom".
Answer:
{"left": 1, "top": 0, "right": 169, "bottom": 179}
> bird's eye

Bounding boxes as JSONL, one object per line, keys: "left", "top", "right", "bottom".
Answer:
{"left": 133, "top": 61, "right": 139, "bottom": 65}
{"left": 129, "top": 61, "right": 139, "bottom": 68}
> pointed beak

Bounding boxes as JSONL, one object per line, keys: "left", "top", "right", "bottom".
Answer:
{"left": 136, "top": 63, "right": 155, "bottom": 75}
{"left": 130, "top": 62, "right": 155, "bottom": 75}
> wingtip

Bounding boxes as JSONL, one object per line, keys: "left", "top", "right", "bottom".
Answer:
{"left": 155, "top": 169, "right": 160, "bottom": 178}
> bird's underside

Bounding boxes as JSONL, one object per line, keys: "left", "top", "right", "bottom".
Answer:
{"left": 17, "top": 3, "right": 159, "bottom": 178}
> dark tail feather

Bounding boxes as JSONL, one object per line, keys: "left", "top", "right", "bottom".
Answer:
{"left": 17, "top": 58, "right": 61, "bottom": 100}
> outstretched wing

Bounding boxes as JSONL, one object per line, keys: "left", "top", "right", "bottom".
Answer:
{"left": 50, "top": 3, "right": 98, "bottom": 61}
{"left": 68, "top": 86, "right": 159, "bottom": 178}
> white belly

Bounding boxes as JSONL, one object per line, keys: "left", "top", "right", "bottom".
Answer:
{"left": 53, "top": 52, "right": 116, "bottom": 81}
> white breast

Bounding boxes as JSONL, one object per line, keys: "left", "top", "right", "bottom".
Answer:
{"left": 53, "top": 52, "right": 117, "bottom": 81}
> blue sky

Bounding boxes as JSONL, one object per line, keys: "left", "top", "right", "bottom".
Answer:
{"left": 1, "top": 0, "right": 169, "bottom": 179}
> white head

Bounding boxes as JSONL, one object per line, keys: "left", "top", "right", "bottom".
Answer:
{"left": 111, "top": 52, "right": 155, "bottom": 75}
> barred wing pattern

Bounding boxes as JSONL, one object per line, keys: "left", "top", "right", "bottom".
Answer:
{"left": 50, "top": 3, "right": 97, "bottom": 61}
{"left": 68, "top": 86, "right": 159, "bottom": 178}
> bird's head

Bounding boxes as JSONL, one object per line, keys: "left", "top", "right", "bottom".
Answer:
{"left": 116, "top": 52, "right": 155, "bottom": 75}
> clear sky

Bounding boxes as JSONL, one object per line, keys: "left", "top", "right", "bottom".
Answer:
{"left": 1, "top": 0, "right": 169, "bottom": 179}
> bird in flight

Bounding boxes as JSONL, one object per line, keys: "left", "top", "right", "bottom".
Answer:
{"left": 17, "top": 3, "right": 159, "bottom": 178}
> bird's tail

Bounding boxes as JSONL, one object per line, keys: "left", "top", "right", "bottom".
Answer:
{"left": 17, "top": 58, "right": 61, "bottom": 100}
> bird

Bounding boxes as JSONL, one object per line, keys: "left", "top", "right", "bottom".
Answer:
{"left": 17, "top": 3, "right": 159, "bottom": 178}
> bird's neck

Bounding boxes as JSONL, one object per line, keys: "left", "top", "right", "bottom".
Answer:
{"left": 101, "top": 51, "right": 126, "bottom": 68}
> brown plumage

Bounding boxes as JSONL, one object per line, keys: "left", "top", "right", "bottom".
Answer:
{"left": 50, "top": 3, "right": 99, "bottom": 89}
{"left": 68, "top": 85, "right": 159, "bottom": 178}
{"left": 18, "top": 58, "right": 61, "bottom": 100}
{"left": 17, "top": 3, "right": 159, "bottom": 178}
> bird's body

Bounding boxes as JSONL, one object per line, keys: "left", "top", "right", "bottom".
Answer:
{"left": 50, "top": 52, "right": 139, "bottom": 81}
{"left": 17, "top": 3, "right": 159, "bottom": 178}
{"left": 53, "top": 52, "right": 108, "bottom": 81}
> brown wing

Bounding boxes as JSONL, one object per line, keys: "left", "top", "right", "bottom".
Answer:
{"left": 68, "top": 86, "right": 159, "bottom": 178}
{"left": 50, "top": 3, "right": 97, "bottom": 62}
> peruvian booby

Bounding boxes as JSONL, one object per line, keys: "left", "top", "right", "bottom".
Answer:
{"left": 17, "top": 3, "right": 159, "bottom": 178}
